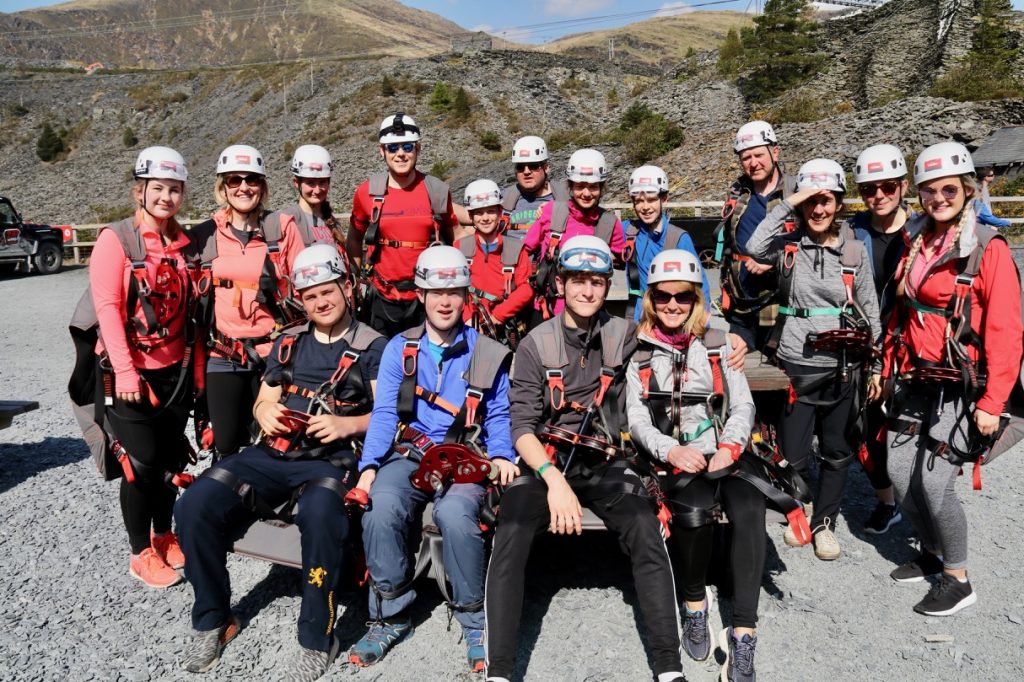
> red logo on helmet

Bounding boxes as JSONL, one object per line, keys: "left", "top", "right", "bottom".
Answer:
{"left": 663, "top": 261, "right": 682, "bottom": 272}
{"left": 298, "top": 265, "right": 322, "bottom": 280}
{"left": 867, "top": 162, "right": 883, "bottom": 172}
{"left": 924, "top": 158, "right": 943, "bottom": 171}
{"left": 639, "top": 177, "right": 652, "bottom": 184}
{"left": 737, "top": 134, "right": 753, "bottom": 143}
{"left": 236, "top": 154, "right": 251, "bottom": 164}
{"left": 580, "top": 166, "right": 595, "bottom": 174}
{"left": 474, "top": 193, "right": 491, "bottom": 202}
{"left": 434, "top": 267, "right": 459, "bottom": 280}
{"left": 308, "top": 163, "right": 323, "bottom": 171}
{"left": 159, "top": 161, "right": 179, "bottom": 172}
{"left": 518, "top": 149, "right": 531, "bottom": 157}
{"left": 805, "top": 172, "right": 831, "bottom": 183}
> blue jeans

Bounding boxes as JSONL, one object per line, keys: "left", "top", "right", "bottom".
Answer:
{"left": 363, "top": 455, "right": 486, "bottom": 629}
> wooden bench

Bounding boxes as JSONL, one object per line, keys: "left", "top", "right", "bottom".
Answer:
{"left": 0, "top": 400, "right": 39, "bottom": 430}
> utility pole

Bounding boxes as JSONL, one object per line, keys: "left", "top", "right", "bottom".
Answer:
{"left": 608, "top": 38, "right": 614, "bottom": 61}
{"left": 309, "top": 60, "right": 314, "bottom": 97}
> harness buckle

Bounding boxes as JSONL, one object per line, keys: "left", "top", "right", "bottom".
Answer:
{"left": 401, "top": 340, "right": 419, "bottom": 377}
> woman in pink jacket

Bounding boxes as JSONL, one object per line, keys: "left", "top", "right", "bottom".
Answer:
{"left": 524, "top": 148, "right": 625, "bottom": 322}
{"left": 192, "top": 145, "right": 305, "bottom": 458}
{"left": 90, "top": 146, "right": 201, "bottom": 588}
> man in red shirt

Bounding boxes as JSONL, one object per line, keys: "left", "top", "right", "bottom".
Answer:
{"left": 346, "top": 113, "right": 458, "bottom": 338}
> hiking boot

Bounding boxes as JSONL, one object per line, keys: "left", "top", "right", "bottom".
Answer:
{"left": 913, "top": 573, "right": 977, "bottom": 617}
{"left": 284, "top": 636, "right": 341, "bottom": 682}
{"left": 718, "top": 627, "right": 757, "bottom": 682}
{"left": 464, "top": 627, "right": 485, "bottom": 672}
{"left": 348, "top": 618, "right": 413, "bottom": 666}
{"left": 681, "top": 600, "right": 711, "bottom": 662}
{"left": 863, "top": 502, "right": 902, "bottom": 535}
{"left": 890, "top": 552, "right": 944, "bottom": 583}
{"left": 152, "top": 531, "right": 185, "bottom": 569}
{"left": 130, "top": 548, "right": 182, "bottom": 588}
{"left": 812, "top": 518, "right": 840, "bottom": 561}
{"left": 180, "top": 616, "right": 241, "bottom": 673}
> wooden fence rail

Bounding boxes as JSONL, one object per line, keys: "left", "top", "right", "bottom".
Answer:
{"left": 60, "top": 197, "right": 1024, "bottom": 262}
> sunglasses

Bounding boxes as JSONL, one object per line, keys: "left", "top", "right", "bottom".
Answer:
{"left": 858, "top": 180, "right": 900, "bottom": 197}
{"left": 225, "top": 174, "right": 262, "bottom": 188}
{"left": 384, "top": 142, "right": 416, "bottom": 154}
{"left": 652, "top": 290, "right": 694, "bottom": 306}
{"left": 918, "top": 184, "right": 961, "bottom": 201}
{"left": 515, "top": 162, "right": 544, "bottom": 172}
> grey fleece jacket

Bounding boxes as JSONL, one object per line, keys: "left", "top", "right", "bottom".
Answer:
{"left": 745, "top": 201, "right": 882, "bottom": 369}
{"left": 626, "top": 332, "right": 754, "bottom": 461}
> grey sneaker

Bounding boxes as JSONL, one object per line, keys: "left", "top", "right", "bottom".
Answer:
{"left": 890, "top": 552, "right": 944, "bottom": 583}
{"left": 719, "top": 627, "right": 757, "bottom": 682}
{"left": 181, "top": 616, "right": 240, "bottom": 673}
{"left": 681, "top": 601, "right": 711, "bottom": 662}
{"left": 284, "top": 635, "right": 341, "bottom": 682}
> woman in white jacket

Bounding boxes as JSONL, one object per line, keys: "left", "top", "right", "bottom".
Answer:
{"left": 625, "top": 249, "right": 759, "bottom": 682}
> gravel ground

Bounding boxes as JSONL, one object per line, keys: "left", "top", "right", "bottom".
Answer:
{"left": 2, "top": 266, "right": 1024, "bottom": 682}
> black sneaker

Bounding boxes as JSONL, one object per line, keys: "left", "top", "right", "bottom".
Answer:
{"left": 890, "top": 552, "right": 944, "bottom": 583}
{"left": 863, "top": 502, "right": 902, "bottom": 535}
{"left": 913, "top": 573, "right": 977, "bottom": 616}
{"left": 681, "top": 603, "right": 711, "bottom": 662}
{"left": 718, "top": 627, "right": 757, "bottom": 682}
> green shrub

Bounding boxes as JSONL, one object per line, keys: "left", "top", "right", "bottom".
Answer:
{"left": 930, "top": 64, "right": 1023, "bottom": 101}
{"left": 429, "top": 81, "right": 451, "bottom": 112}
{"left": 765, "top": 92, "right": 830, "bottom": 124}
{"left": 451, "top": 87, "right": 471, "bottom": 122}
{"left": 381, "top": 75, "right": 396, "bottom": 97}
{"left": 248, "top": 86, "right": 267, "bottom": 104}
{"left": 717, "top": 28, "right": 743, "bottom": 76}
{"left": 36, "top": 122, "right": 64, "bottom": 161}
{"left": 122, "top": 127, "right": 138, "bottom": 147}
{"left": 429, "top": 160, "right": 457, "bottom": 180}
{"left": 613, "top": 103, "right": 684, "bottom": 165}
{"left": 479, "top": 131, "right": 501, "bottom": 151}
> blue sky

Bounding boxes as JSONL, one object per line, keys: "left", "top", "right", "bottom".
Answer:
{"left": 5, "top": 1, "right": 1024, "bottom": 44}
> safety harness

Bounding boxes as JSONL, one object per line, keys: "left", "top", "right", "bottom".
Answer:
{"left": 530, "top": 202, "right": 618, "bottom": 320}
{"left": 457, "top": 233, "right": 528, "bottom": 349}
{"left": 622, "top": 215, "right": 689, "bottom": 301}
{"left": 498, "top": 178, "right": 570, "bottom": 232}
{"left": 193, "top": 215, "right": 305, "bottom": 368}
{"left": 68, "top": 216, "right": 202, "bottom": 487}
{"left": 360, "top": 172, "right": 450, "bottom": 298}
{"left": 888, "top": 219, "right": 1024, "bottom": 490}
{"left": 714, "top": 176, "right": 792, "bottom": 320}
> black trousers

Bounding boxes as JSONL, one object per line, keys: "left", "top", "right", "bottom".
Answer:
{"left": 205, "top": 369, "right": 260, "bottom": 456}
{"left": 484, "top": 471, "right": 681, "bottom": 678}
{"left": 175, "top": 447, "right": 352, "bottom": 652}
{"left": 861, "top": 400, "right": 892, "bottom": 491}
{"left": 105, "top": 362, "right": 193, "bottom": 554}
{"left": 360, "top": 286, "right": 423, "bottom": 339}
{"left": 778, "top": 378, "right": 858, "bottom": 529}
{"left": 666, "top": 458, "right": 767, "bottom": 629}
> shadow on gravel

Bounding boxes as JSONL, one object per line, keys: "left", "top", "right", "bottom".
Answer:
{"left": 845, "top": 512, "right": 920, "bottom": 567}
{"left": 515, "top": 532, "right": 657, "bottom": 680}
{"left": 0, "top": 436, "right": 90, "bottom": 495}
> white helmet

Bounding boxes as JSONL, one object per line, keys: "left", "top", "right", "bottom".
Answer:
{"left": 733, "top": 121, "right": 778, "bottom": 153}
{"left": 796, "top": 158, "right": 847, "bottom": 194}
{"left": 379, "top": 112, "right": 421, "bottom": 144}
{"left": 629, "top": 165, "right": 669, "bottom": 196}
{"left": 464, "top": 179, "right": 501, "bottom": 210}
{"left": 512, "top": 135, "right": 548, "bottom": 163}
{"left": 290, "top": 144, "right": 333, "bottom": 178}
{"left": 558, "top": 235, "right": 613, "bottom": 275}
{"left": 134, "top": 146, "right": 188, "bottom": 181}
{"left": 913, "top": 142, "right": 975, "bottom": 185}
{"left": 291, "top": 244, "right": 346, "bottom": 291}
{"left": 216, "top": 144, "right": 265, "bottom": 176}
{"left": 414, "top": 245, "right": 471, "bottom": 289}
{"left": 853, "top": 144, "right": 907, "bottom": 184}
{"left": 566, "top": 148, "right": 609, "bottom": 183}
{"left": 648, "top": 249, "right": 703, "bottom": 286}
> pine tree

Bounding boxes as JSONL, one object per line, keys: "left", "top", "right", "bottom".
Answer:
{"left": 717, "top": 28, "right": 743, "bottom": 76}
{"left": 970, "top": 0, "right": 1019, "bottom": 78}
{"left": 428, "top": 81, "right": 451, "bottom": 112}
{"left": 381, "top": 75, "right": 396, "bottom": 97}
{"left": 36, "top": 122, "right": 64, "bottom": 162}
{"left": 451, "top": 87, "right": 471, "bottom": 121}
{"left": 741, "top": 0, "right": 824, "bottom": 103}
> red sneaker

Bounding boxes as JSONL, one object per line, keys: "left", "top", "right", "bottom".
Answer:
{"left": 152, "top": 531, "right": 185, "bottom": 569}
{"left": 130, "top": 548, "right": 182, "bottom": 589}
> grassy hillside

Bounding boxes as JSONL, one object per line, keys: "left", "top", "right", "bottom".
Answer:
{"left": 0, "top": 0, "right": 467, "bottom": 67}
{"left": 545, "top": 11, "right": 752, "bottom": 65}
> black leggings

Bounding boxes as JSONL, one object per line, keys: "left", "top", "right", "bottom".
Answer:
{"left": 778, "top": 379, "right": 858, "bottom": 529}
{"left": 104, "top": 363, "right": 193, "bottom": 554}
{"left": 485, "top": 472, "right": 681, "bottom": 678}
{"left": 861, "top": 400, "right": 892, "bottom": 491}
{"left": 666, "top": 461, "right": 767, "bottom": 629}
{"left": 205, "top": 370, "right": 259, "bottom": 456}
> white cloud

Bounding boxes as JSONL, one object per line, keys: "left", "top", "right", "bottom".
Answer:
{"left": 542, "top": 0, "right": 614, "bottom": 17}
{"left": 655, "top": 2, "right": 696, "bottom": 18}
{"left": 470, "top": 23, "right": 494, "bottom": 33}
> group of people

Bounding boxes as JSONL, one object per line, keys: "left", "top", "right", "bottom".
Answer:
{"left": 77, "top": 110, "right": 1022, "bottom": 682}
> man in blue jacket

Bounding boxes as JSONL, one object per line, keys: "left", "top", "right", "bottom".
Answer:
{"left": 348, "top": 245, "right": 518, "bottom": 672}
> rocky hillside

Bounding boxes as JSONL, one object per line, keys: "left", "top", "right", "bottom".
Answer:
{"left": 1, "top": 0, "right": 1022, "bottom": 226}
{"left": 0, "top": 0, "right": 465, "bottom": 68}
{"left": 545, "top": 11, "right": 752, "bottom": 67}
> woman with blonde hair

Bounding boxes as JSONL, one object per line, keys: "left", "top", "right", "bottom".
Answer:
{"left": 192, "top": 144, "right": 304, "bottom": 458}
{"left": 625, "top": 249, "right": 760, "bottom": 682}
{"left": 881, "top": 142, "right": 1022, "bottom": 616}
